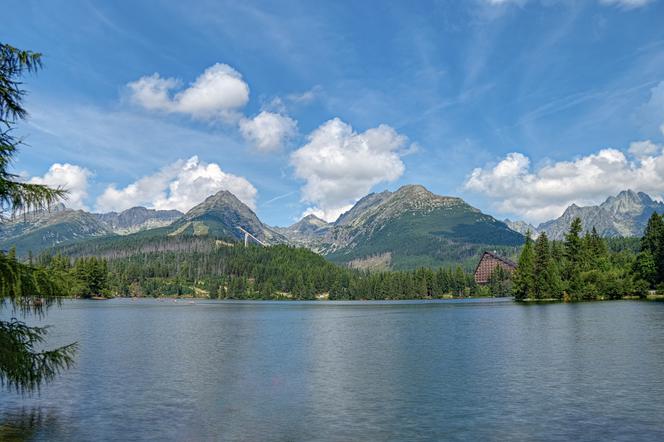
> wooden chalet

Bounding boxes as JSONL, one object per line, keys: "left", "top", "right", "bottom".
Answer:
{"left": 473, "top": 251, "right": 517, "bottom": 285}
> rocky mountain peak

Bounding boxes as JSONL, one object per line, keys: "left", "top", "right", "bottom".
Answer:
{"left": 537, "top": 190, "right": 664, "bottom": 240}
{"left": 600, "top": 189, "right": 655, "bottom": 216}
{"left": 394, "top": 184, "right": 431, "bottom": 197}
{"left": 298, "top": 214, "right": 329, "bottom": 227}
{"left": 173, "top": 189, "right": 286, "bottom": 244}
{"left": 184, "top": 190, "right": 252, "bottom": 219}
{"left": 202, "top": 190, "right": 241, "bottom": 206}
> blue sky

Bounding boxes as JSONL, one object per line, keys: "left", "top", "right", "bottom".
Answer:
{"left": 3, "top": 0, "right": 664, "bottom": 226}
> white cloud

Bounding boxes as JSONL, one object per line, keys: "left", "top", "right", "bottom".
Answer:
{"left": 464, "top": 145, "right": 664, "bottom": 223}
{"left": 628, "top": 140, "right": 661, "bottom": 158}
{"left": 286, "top": 86, "right": 322, "bottom": 105}
{"left": 29, "top": 163, "right": 92, "bottom": 210}
{"left": 96, "top": 156, "right": 257, "bottom": 213}
{"left": 127, "top": 63, "right": 250, "bottom": 121}
{"left": 290, "top": 118, "right": 410, "bottom": 222}
{"left": 239, "top": 111, "right": 297, "bottom": 152}
{"left": 599, "top": 0, "right": 654, "bottom": 8}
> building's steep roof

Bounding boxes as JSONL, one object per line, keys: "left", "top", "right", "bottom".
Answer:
{"left": 473, "top": 251, "right": 517, "bottom": 283}
{"left": 481, "top": 251, "right": 517, "bottom": 269}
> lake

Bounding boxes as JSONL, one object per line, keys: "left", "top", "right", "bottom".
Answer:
{"left": 2, "top": 298, "right": 664, "bottom": 441}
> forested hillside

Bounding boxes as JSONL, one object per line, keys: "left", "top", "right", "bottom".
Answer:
{"left": 37, "top": 239, "right": 479, "bottom": 300}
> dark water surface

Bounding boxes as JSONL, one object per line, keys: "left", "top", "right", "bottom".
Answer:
{"left": 2, "top": 298, "right": 664, "bottom": 441}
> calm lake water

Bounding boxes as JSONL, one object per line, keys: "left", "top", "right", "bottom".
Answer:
{"left": 2, "top": 298, "right": 664, "bottom": 441}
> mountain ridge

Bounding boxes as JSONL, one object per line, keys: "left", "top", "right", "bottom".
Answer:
{"left": 507, "top": 190, "right": 664, "bottom": 240}
{"left": 275, "top": 184, "right": 523, "bottom": 269}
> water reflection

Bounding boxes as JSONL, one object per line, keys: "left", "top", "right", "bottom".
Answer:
{"left": 0, "top": 408, "right": 61, "bottom": 441}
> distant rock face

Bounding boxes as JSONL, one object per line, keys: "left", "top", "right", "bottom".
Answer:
{"left": 504, "top": 219, "right": 539, "bottom": 237}
{"left": 536, "top": 190, "right": 664, "bottom": 240}
{"left": 95, "top": 207, "right": 182, "bottom": 235}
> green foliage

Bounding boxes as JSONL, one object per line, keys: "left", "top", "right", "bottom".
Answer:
{"left": 640, "top": 213, "right": 664, "bottom": 286}
{"left": 513, "top": 218, "right": 645, "bottom": 301}
{"left": 1, "top": 42, "right": 75, "bottom": 393}
{"left": 0, "top": 319, "right": 77, "bottom": 393}
{"left": 512, "top": 232, "right": 535, "bottom": 301}
{"left": 0, "top": 44, "right": 65, "bottom": 216}
{"left": 564, "top": 218, "right": 584, "bottom": 295}
{"left": 0, "top": 250, "right": 78, "bottom": 393}
{"left": 72, "top": 257, "right": 108, "bottom": 298}
{"left": 487, "top": 265, "right": 512, "bottom": 297}
{"left": 42, "top": 237, "right": 483, "bottom": 300}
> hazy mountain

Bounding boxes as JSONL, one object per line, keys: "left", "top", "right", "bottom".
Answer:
{"left": 537, "top": 190, "right": 664, "bottom": 240}
{"left": 95, "top": 207, "right": 182, "bottom": 234}
{"left": 0, "top": 204, "right": 113, "bottom": 255}
{"left": 274, "top": 214, "right": 332, "bottom": 248}
{"left": 504, "top": 219, "right": 539, "bottom": 237}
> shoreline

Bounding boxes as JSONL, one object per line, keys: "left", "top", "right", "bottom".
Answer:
{"left": 69, "top": 295, "right": 664, "bottom": 303}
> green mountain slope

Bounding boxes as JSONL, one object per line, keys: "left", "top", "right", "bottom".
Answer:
{"left": 314, "top": 185, "right": 523, "bottom": 269}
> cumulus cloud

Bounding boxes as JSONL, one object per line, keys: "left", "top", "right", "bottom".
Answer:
{"left": 464, "top": 145, "right": 664, "bottom": 223}
{"left": 96, "top": 156, "right": 257, "bottom": 213}
{"left": 290, "top": 118, "right": 410, "bottom": 222}
{"left": 239, "top": 111, "right": 297, "bottom": 152}
{"left": 29, "top": 163, "right": 92, "bottom": 210}
{"left": 127, "top": 63, "right": 250, "bottom": 121}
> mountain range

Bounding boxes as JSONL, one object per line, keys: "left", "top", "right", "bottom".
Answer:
{"left": 0, "top": 204, "right": 182, "bottom": 253}
{"left": 2, "top": 186, "right": 662, "bottom": 269}
{"left": 506, "top": 190, "right": 664, "bottom": 240}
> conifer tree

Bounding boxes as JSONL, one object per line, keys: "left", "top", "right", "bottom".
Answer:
{"left": 583, "top": 227, "right": 609, "bottom": 271}
{"left": 533, "top": 232, "right": 551, "bottom": 299}
{"left": 513, "top": 231, "right": 535, "bottom": 300}
{"left": 641, "top": 213, "right": 664, "bottom": 286}
{"left": 633, "top": 250, "right": 657, "bottom": 286}
{"left": 0, "top": 44, "right": 75, "bottom": 392}
{"left": 564, "top": 218, "right": 584, "bottom": 296}
{"left": 488, "top": 265, "right": 512, "bottom": 297}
